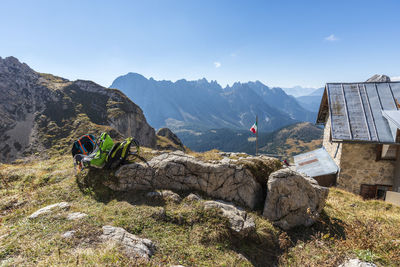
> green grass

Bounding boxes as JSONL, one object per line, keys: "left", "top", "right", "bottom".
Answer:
{"left": 1, "top": 155, "right": 400, "bottom": 266}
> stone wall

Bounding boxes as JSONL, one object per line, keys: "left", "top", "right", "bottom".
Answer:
{"left": 338, "top": 143, "right": 395, "bottom": 194}
{"left": 322, "top": 115, "right": 342, "bottom": 166}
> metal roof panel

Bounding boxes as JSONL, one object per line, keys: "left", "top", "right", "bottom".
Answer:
{"left": 294, "top": 148, "right": 338, "bottom": 177}
{"left": 326, "top": 82, "right": 400, "bottom": 143}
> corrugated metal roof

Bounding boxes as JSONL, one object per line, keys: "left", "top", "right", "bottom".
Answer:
{"left": 294, "top": 148, "right": 338, "bottom": 177}
{"left": 317, "top": 82, "right": 400, "bottom": 143}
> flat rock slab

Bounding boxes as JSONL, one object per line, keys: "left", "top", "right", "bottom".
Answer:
{"left": 112, "top": 152, "right": 265, "bottom": 209}
{"left": 28, "top": 202, "right": 70, "bottom": 219}
{"left": 203, "top": 200, "right": 255, "bottom": 237}
{"left": 100, "top": 225, "right": 156, "bottom": 260}
{"left": 67, "top": 212, "right": 88, "bottom": 220}
{"left": 263, "top": 169, "right": 329, "bottom": 230}
{"left": 338, "top": 259, "right": 377, "bottom": 267}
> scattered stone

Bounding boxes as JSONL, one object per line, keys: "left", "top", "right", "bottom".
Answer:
{"left": 28, "top": 202, "right": 70, "bottom": 219}
{"left": 203, "top": 200, "right": 255, "bottom": 237}
{"left": 146, "top": 191, "right": 162, "bottom": 199}
{"left": 100, "top": 225, "right": 156, "bottom": 260}
{"left": 146, "top": 190, "right": 181, "bottom": 203}
{"left": 185, "top": 193, "right": 201, "bottom": 202}
{"left": 113, "top": 152, "right": 271, "bottom": 209}
{"left": 67, "top": 212, "right": 88, "bottom": 220}
{"left": 338, "top": 258, "right": 377, "bottom": 267}
{"left": 161, "top": 190, "right": 182, "bottom": 203}
{"left": 263, "top": 169, "right": 329, "bottom": 230}
{"left": 62, "top": 230, "right": 76, "bottom": 239}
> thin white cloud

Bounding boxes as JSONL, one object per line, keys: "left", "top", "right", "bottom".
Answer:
{"left": 325, "top": 34, "right": 339, "bottom": 41}
{"left": 214, "top": 62, "right": 221, "bottom": 68}
{"left": 391, "top": 76, "right": 400, "bottom": 81}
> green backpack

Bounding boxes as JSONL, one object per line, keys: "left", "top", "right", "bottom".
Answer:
{"left": 104, "top": 137, "right": 140, "bottom": 169}
{"left": 88, "top": 132, "right": 115, "bottom": 168}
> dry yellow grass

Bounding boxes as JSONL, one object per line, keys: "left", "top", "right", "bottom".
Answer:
{"left": 1, "top": 155, "right": 400, "bottom": 266}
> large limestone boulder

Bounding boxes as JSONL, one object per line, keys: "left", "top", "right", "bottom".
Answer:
{"left": 100, "top": 225, "right": 156, "bottom": 260}
{"left": 263, "top": 169, "right": 329, "bottom": 230}
{"left": 110, "top": 152, "right": 270, "bottom": 209}
{"left": 203, "top": 200, "right": 255, "bottom": 237}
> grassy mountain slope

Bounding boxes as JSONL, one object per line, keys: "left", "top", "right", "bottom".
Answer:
{"left": 178, "top": 122, "right": 323, "bottom": 159}
{"left": 1, "top": 155, "right": 399, "bottom": 266}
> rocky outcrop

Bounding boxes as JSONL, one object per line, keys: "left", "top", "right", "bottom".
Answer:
{"left": 203, "top": 200, "right": 255, "bottom": 237}
{"left": 366, "top": 74, "right": 391, "bottom": 82}
{"left": 100, "top": 225, "right": 156, "bottom": 260}
{"left": 156, "top": 127, "right": 185, "bottom": 151}
{"left": 111, "top": 152, "right": 266, "bottom": 209}
{"left": 0, "top": 56, "right": 156, "bottom": 163}
{"left": 263, "top": 169, "right": 329, "bottom": 230}
{"left": 28, "top": 202, "right": 70, "bottom": 219}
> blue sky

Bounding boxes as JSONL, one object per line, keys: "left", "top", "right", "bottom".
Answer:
{"left": 1, "top": 0, "right": 400, "bottom": 88}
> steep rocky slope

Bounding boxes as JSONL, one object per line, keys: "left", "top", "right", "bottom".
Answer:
{"left": 0, "top": 56, "right": 156, "bottom": 163}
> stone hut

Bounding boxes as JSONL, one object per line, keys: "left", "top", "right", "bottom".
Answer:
{"left": 315, "top": 79, "right": 400, "bottom": 198}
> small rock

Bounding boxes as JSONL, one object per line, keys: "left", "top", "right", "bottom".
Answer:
{"left": 67, "top": 212, "right": 88, "bottom": 220}
{"left": 62, "top": 230, "right": 76, "bottom": 239}
{"left": 28, "top": 202, "right": 70, "bottom": 219}
{"left": 203, "top": 200, "right": 255, "bottom": 237}
{"left": 185, "top": 193, "right": 201, "bottom": 202}
{"left": 338, "top": 259, "right": 377, "bottom": 267}
{"left": 100, "top": 225, "right": 156, "bottom": 260}
{"left": 162, "top": 190, "right": 182, "bottom": 203}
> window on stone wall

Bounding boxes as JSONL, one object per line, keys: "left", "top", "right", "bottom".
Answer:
{"left": 376, "top": 144, "right": 397, "bottom": 160}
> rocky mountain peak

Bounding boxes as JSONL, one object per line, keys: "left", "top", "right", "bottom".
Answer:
{"left": 366, "top": 74, "right": 391, "bottom": 82}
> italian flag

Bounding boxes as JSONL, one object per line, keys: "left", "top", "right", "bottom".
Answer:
{"left": 250, "top": 121, "right": 257, "bottom": 134}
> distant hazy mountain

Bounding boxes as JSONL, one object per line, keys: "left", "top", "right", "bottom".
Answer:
{"left": 228, "top": 82, "right": 315, "bottom": 122}
{"left": 296, "top": 87, "right": 324, "bottom": 113}
{"left": 110, "top": 73, "right": 316, "bottom": 132}
{"left": 281, "top": 86, "right": 319, "bottom": 97}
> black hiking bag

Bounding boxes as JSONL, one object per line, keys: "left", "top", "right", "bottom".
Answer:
{"left": 71, "top": 134, "right": 96, "bottom": 157}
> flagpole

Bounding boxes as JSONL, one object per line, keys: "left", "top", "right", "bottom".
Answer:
{"left": 256, "top": 115, "right": 258, "bottom": 156}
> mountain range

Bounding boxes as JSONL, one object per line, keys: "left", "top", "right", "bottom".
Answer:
{"left": 110, "top": 73, "right": 317, "bottom": 133}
